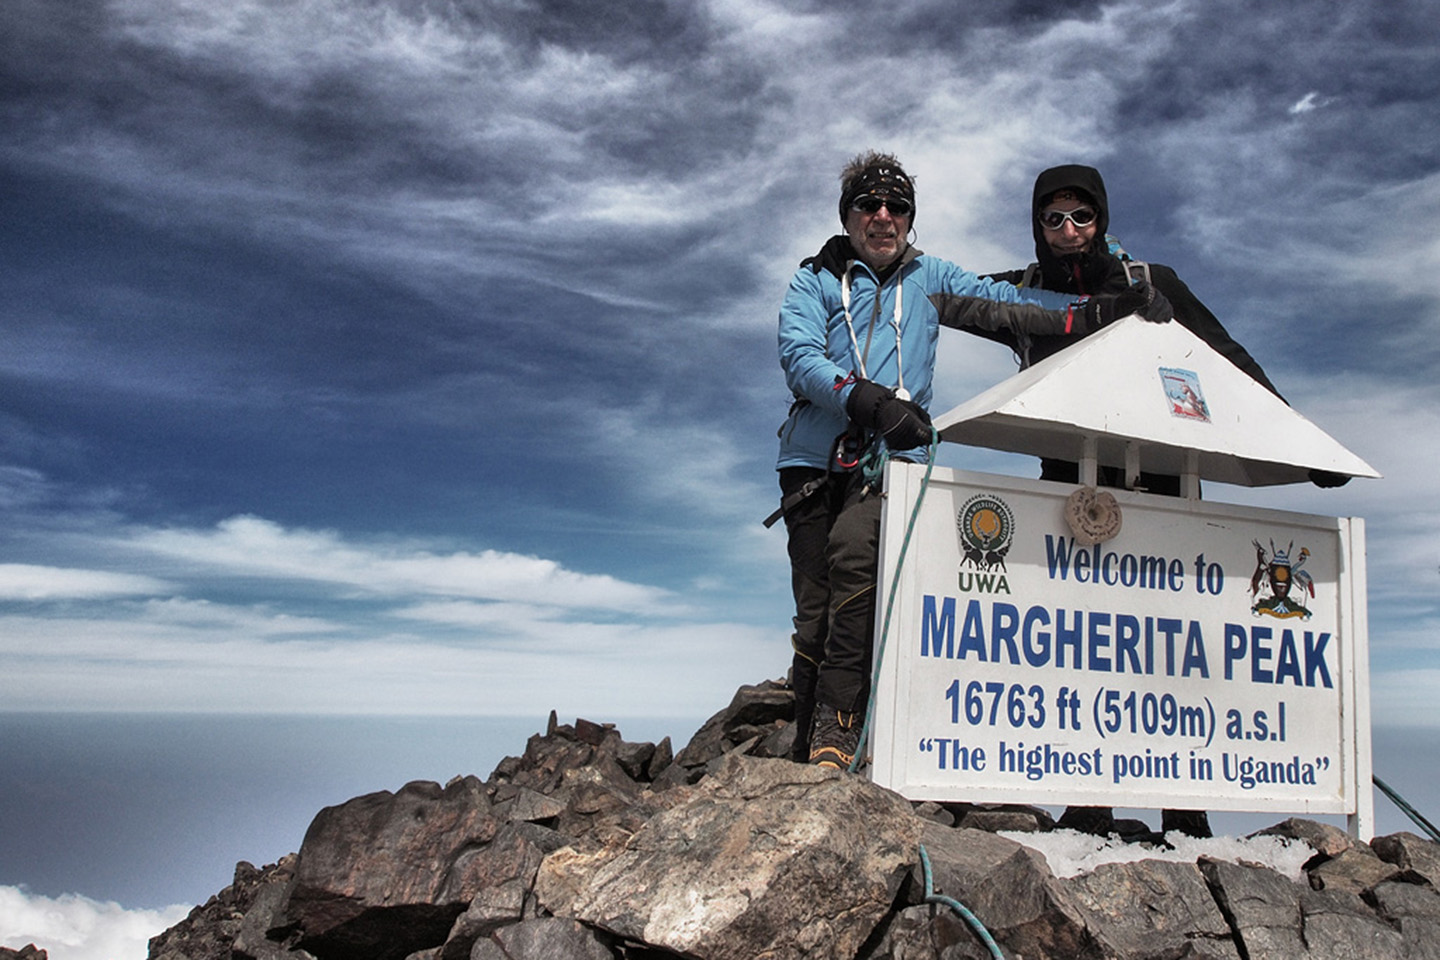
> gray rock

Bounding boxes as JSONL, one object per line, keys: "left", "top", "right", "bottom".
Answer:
{"left": 469, "top": 918, "right": 614, "bottom": 960}
{"left": 1199, "top": 857, "right": 1305, "bottom": 960}
{"left": 233, "top": 855, "right": 305, "bottom": 960}
{"left": 490, "top": 731, "right": 598, "bottom": 797}
{"left": 1366, "top": 881, "right": 1440, "bottom": 960}
{"left": 1, "top": 946, "right": 49, "bottom": 960}
{"left": 1371, "top": 831, "right": 1440, "bottom": 887}
{"left": 440, "top": 824, "right": 571, "bottom": 960}
{"left": 648, "top": 753, "right": 707, "bottom": 792}
{"left": 572, "top": 718, "right": 612, "bottom": 747}
{"left": 1307, "top": 846, "right": 1401, "bottom": 894}
{"left": 858, "top": 904, "right": 991, "bottom": 960}
{"left": 276, "top": 778, "right": 499, "bottom": 960}
{"left": 754, "top": 720, "right": 798, "bottom": 760}
{"left": 551, "top": 765, "right": 644, "bottom": 842}
{"left": 149, "top": 682, "right": 1435, "bottom": 960}
{"left": 1399, "top": 921, "right": 1440, "bottom": 960}
{"left": 494, "top": 787, "right": 565, "bottom": 825}
{"left": 610, "top": 737, "right": 656, "bottom": 782}
{"left": 535, "top": 754, "right": 919, "bottom": 960}
{"left": 1251, "top": 818, "right": 1352, "bottom": 859}
{"left": 1064, "top": 859, "right": 1239, "bottom": 959}
{"left": 1298, "top": 887, "right": 1402, "bottom": 959}
{"left": 670, "top": 680, "right": 794, "bottom": 771}
{"left": 912, "top": 802, "right": 955, "bottom": 828}
{"left": 645, "top": 736, "right": 674, "bottom": 782}
{"left": 913, "top": 823, "right": 1096, "bottom": 959}
{"left": 1368, "top": 879, "right": 1440, "bottom": 920}
{"left": 487, "top": 718, "right": 668, "bottom": 850}
{"left": 151, "top": 859, "right": 301, "bottom": 960}
{"left": 954, "top": 805, "right": 1054, "bottom": 834}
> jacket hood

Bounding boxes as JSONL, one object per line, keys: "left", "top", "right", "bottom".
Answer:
{"left": 1031, "top": 164, "right": 1115, "bottom": 292}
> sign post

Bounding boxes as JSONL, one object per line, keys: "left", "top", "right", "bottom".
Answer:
{"left": 868, "top": 318, "right": 1380, "bottom": 836}
{"left": 871, "top": 464, "right": 1374, "bottom": 835}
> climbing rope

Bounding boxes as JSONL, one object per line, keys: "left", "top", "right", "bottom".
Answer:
{"left": 1373, "top": 774, "right": 1440, "bottom": 843}
{"left": 841, "top": 432, "right": 1010, "bottom": 959}
{"left": 919, "top": 844, "right": 1007, "bottom": 960}
{"left": 848, "top": 428, "right": 936, "bottom": 775}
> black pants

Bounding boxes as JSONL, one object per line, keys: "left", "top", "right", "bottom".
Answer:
{"left": 780, "top": 467, "right": 882, "bottom": 730}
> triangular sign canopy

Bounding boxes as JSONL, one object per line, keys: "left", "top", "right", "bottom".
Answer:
{"left": 933, "top": 315, "right": 1379, "bottom": 487}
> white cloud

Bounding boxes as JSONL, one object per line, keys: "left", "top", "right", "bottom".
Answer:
{"left": 129, "top": 515, "right": 676, "bottom": 613}
{"left": 0, "top": 886, "right": 189, "bottom": 960}
{"left": 139, "top": 597, "right": 343, "bottom": 635}
{"left": 0, "top": 512, "right": 785, "bottom": 714}
{"left": 1333, "top": 171, "right": 1440, "bottom": 315}
{"left": 391, "top": 599, "right": 560, "bottom": 627}
{"left": 0, "top": 611, "right": 784, "bottom": 715}
{"left": 0, "top": 565, "right": 171, "bottom": 600}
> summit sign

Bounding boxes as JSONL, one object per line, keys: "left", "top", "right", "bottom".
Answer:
{"left": 870, "top": 463, "right": 1371, "bottom": 826}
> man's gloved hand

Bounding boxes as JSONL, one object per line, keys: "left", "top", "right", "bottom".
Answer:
{"left": 1309, "top": 469, "right": 1351, "bottom": 488}
{"left": 846, "top": 379, "right": 933, "bottom": 451}
{"left": 1082, "top": 280, "right": 1173, "bottom": 328}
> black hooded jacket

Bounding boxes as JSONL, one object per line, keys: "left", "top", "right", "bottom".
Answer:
{"left": 983, "top": 165, "right": 1282, "bottom": 398}
{"left": 981, "top": 165, "right": 1288, "bottom": 494}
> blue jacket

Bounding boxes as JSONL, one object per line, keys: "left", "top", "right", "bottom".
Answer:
{"left": 777, "top": 238, "right": 1078, "bottom": 471}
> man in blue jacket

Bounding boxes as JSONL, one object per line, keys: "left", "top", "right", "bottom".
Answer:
{"left": 775, "top": 151, "right": 1171, "bottom": 769}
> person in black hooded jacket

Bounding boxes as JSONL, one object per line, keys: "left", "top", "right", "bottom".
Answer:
{"left": 983, "top": 165, "right": 1294, "bottom": 839}
{"left": 983, "top": 164, "right": 1347, "bottom": 495}
{"left": 982, "top": 164, "right": 1295, "bottom": 498}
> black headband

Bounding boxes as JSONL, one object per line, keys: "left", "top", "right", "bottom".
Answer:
{"left": 840, "top": 164, "right": 916, "bottom": 224}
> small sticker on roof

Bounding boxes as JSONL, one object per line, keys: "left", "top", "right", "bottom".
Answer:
{"left": 1159, "top": 367, "right": 1210, "bottom": 422}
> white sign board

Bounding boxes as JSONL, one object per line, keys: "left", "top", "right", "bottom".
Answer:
{"left": 871, "top": 462, "right": 1373, "bottom": 833}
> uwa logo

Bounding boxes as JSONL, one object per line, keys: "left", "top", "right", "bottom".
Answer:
{"left": 957, "top": 494, "right": 1014, "bottom": 594}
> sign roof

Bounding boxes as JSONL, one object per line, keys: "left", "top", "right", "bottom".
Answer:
{"left": 933, "top": 316, "right": 1380, "bottom": 487}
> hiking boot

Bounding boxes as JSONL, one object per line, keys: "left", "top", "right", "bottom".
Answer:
{"left": 1058, "top": 805, "right": 1116, "bottom": 837}
{"left": 808, "top": 703, "right": 860, "bottom": 770}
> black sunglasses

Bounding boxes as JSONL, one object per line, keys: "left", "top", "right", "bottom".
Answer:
{"left": 851, "top": 194, "right": 913, "bottom": 217}
{"left": 1038, "top": 206, "right": 1098, "bottom": 230}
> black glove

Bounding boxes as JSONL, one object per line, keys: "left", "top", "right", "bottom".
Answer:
{"left": 1309, "top": 469, "right": 1351, "bottom": 488}
{"left": 846, "top": 379, "right": 933, "bottom": 451}
{"left": 1083, "top": 280, "right": 1173, "bottom": 328}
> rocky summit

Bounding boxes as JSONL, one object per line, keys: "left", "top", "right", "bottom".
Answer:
{"left": 143, "top": 679, "right": 1440, "bottom": 960}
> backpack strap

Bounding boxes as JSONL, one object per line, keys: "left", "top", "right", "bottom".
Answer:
{"left": 1106, "top": 233, "right": 1152, "bottom": 287}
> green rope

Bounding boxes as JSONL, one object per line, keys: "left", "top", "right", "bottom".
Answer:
{"left": 919, "top": 844, "right": 1007, "bottom": 960}
{"left": 838, "top": 433, "right": 1007, "bottom": 958}
{"left": 849, "top": 429, "right": 937, "bottom": 774}
{"left": 1373, "top": 774, "right": 1440, "bottom": 843}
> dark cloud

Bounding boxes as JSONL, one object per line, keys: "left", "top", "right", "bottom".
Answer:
{"left": 1118, "top": 2, "right": 1440, "bottom": 184}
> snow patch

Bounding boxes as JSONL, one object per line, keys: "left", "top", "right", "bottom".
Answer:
{"left": 1002, "top": 829, "right": 1317, "bottom": 881}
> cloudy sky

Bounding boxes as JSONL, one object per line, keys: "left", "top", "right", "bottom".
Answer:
{"left": 6, "top": 0, "right": 1440, "bottom": 711}
{"left": 5, "top": 0, "right": 1439, "bottom": 718}
{"left": 4, "top": 0, "right": 1440, "bottom": 953}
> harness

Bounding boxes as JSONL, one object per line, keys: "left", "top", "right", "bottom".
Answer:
{"left": 1008, "top": 234, "right": 1153, "bottom": 369}
{"left": 1019, "top": 234, "right": 1151, "bottom": 289}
